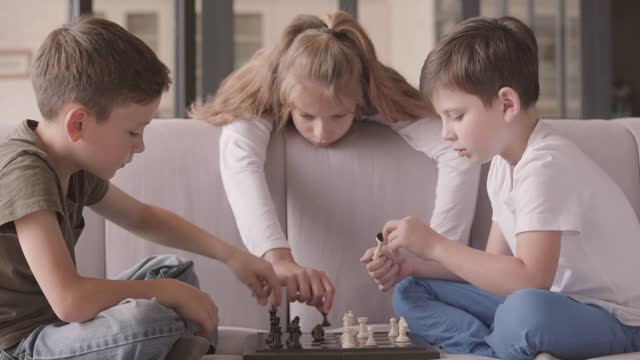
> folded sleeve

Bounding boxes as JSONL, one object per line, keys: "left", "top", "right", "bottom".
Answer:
{"left": 0, "top": 155, "right": 62, "bottom": 226}
{"left": 512, "top": 151, "right": 582, "bottom": 235}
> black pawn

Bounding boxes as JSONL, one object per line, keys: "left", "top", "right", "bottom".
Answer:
{"left": 286, "top": 316, "right": 302, "bottom": 349}
{"left": 321, "top": 312, "right": 331, "bottom": 327}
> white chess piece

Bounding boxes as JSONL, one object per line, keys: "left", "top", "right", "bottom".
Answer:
{"left": 399, "top": 316, "right": 408, "bottom": 329}
{"left": 365, "top": 326, "right": 377, "bottom": 346}
{"left": 343, "top": 310, "right": 354, "bottom": 329}
{"left": 396, "top": 323, "right": 410, "bottom": 343}
{"left": 373, "top": 233, "right": 384, "bottom": 260}
{"left": 357, "top": 317, "right": 369, "bottom": 339}
{"left": 388, "top": 317, "right": 398, "bottom": 338}
{"left": 342, "top": 327, "right": 355, "bottom": 348}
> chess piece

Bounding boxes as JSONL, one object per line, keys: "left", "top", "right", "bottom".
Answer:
{"left": 269, "top": 317, "right": 283, "bottom": 349}
{"left": 341, "top": 327, "right": 355, "bottom": 348}
{"left": 399, "top": 316, "right": 408, "bottom": 329}
{"left": 286, "top": 316, "right": 302, "bottom": 349}
{"left": 373, "top": 232, "right": 384, "bottom": 260}
{"left": 347, "top": 310, "right": 353, "bottom": 326}
{"left": 388, "top": 317, "right": 398, "bottom": 338}
{"left": 396, "top": 322, "right": 410, "bottom": 343}
{"left": 311, "top": 324, "right": 325, "bottom": 343}
{"left": 357, "top": 317, "right": 369, "bottom": 339}
{"left": 365, "top": 326, "right": 377, "bottom": 346}
{"left": 265, "top": 305, "right": 278, "bottom": 346}
{"left": 321, "top": 312, "right": 331, "bottom": 327}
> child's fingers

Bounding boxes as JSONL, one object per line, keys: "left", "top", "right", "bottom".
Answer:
{"left": 261, "top": 267, "right": 282, "bottom": 306}
{"left": 321, "top": 275, "right": 335, "bottom": 314}
{"left": 359, "top": 247, "right": 376, "bottom": 263}
{"left": 386, "top": 238, "right": 402, "bottom": 254}
{"left": 382, "top": 220, "right": 401, "bottom": 242}
{"left": 370, "top": 258, "right": 393, "bottom": 279}
{"left": 365, "top": 255, "right": 388, "bottom": 272}
{"left": 377, "top": 263, "right": 399, "bottom": 285}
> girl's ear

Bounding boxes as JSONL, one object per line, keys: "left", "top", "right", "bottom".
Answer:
{"left": 497, "top": 87, "right": 521, "bottom": 123}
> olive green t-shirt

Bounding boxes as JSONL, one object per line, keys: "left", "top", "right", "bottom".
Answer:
{"left": 0, "top": 120, "right": 109, "bottom": 350}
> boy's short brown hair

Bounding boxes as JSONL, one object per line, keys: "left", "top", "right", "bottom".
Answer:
{"left": 31, "top": 16, "right": 171, "bottom": 121}
{"left": 420, "top": 16, "right": 539, "bottom": 109}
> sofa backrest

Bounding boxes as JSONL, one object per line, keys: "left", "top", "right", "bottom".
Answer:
{"left": 1, "top": 118, "right": 638, "bottom": 331}
{"left": 285, "top": 122, "right": 441, "bottom": 329}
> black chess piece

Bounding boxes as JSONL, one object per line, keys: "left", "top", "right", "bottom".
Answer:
{"left": 266, "top": 305, "right": 283, "bottom": 349}
{"left": 321, "top": 312, "right": 331, "bottom": 327}
{"left": 311, "top": 324, "right": 325, "bottom": 343}
{"left": 285, "top": 316, "right": 302, "bottom": 349}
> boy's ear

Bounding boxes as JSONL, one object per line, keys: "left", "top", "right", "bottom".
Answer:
{"left": 497, "top": 87, "right": 521, "bottom": 123}
{"left": 63, "top": 106, "right": 91, "bottom": 142}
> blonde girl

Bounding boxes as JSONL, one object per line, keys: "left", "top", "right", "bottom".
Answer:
{"left": 190, "top": 11, "right": 480, "bottom": 315}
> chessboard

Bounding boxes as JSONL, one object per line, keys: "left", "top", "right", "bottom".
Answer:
{"left": 242, "top": 331, "right": 441, "bottom": 359}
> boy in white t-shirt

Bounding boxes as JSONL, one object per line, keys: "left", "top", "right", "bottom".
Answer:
{"left": 363, "top": 16, "right": 640, "bottom": 359}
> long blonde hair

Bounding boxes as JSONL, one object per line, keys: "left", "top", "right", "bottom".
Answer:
{"left": 189, "top": 11, "right": 433, "bottom": 130}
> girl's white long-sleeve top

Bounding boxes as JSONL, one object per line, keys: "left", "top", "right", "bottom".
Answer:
{"left": 219, "top": 117, "right": 481, "bottom": 257}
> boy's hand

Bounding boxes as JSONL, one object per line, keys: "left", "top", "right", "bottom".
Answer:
{"left": 266, "top": 255, "right": 335, "bottom": 314}
{"left": 360, "top": 246, "right": 412, "bottom": 292}
{"left": 225, "top": 249, "right": 282, "bottom": 307}
{"left": 167, "top": 279, "right": 219, "bottom": 337}
{"left": 384, "top": 216, "right": 446, "bottom": 260}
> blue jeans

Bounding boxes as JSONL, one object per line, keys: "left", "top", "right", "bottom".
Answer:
{"left": 393, "top": 277, "right": 640, "bottom": 360}
{"left": 1, "top": 255, "right": 217, "bottom": 360}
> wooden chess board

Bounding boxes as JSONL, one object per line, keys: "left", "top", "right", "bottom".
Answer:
{"left": 242, "top": 332, "right": 441, "bottom": 359}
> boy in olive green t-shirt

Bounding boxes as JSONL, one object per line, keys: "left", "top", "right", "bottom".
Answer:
{"left": 0, "top": 17, "right": 281, "bottom": 360}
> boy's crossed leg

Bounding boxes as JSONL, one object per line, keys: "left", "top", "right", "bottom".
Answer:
{"left": 3, "top": 255, "right": 213, "bottom": 360}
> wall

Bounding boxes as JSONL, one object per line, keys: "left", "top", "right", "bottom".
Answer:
{"left": 0, "top": 0, "right": 437, "bottom": 123}
{"left": 0, "top": 0, "right": 66, "bottom": 124}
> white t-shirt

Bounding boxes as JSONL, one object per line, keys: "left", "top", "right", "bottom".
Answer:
{"left": 219, "top": 116, "right": 481, "bottom": 257}
{"left": 488, "top": 121, "right": 640, "bottom": 325}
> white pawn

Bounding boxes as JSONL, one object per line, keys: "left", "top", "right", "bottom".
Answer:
{"left": 396, "top": 323, "right": 410, "bottom": 343}
{"left": 388, "top": 317, "right": 398, "bottom": 338}
{"left": 357, "top": 317, "right": 369, "bottom": 339}
{"left": 365, "top": 326, "right": 377, "bottom": 346}
{"left": 399, "top": 316, "right": 408, "bottom": 329}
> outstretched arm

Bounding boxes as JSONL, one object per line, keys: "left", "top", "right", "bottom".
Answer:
{"left": 91, "top": 183, "right": 282, "bottom": 307}
{"left": 15, "top": 209, "right": 218, "bottom": 336}
{"left": 219, "top": 119, "right": 335, "bottom": 313}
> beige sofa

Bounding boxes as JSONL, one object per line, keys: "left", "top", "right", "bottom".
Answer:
{"left": 1, "top": 118, "right": 639, "bottom": 359}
